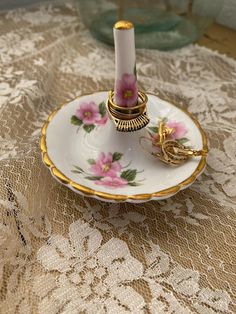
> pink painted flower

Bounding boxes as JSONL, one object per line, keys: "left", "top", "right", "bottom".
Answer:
{"left": 76, "top": 102, "right": 99, "bottom": 125}
{"left": 95, "top": 177, "right": 128, "bottom": 189}
{"left": 95, "top": 113, "right": 108, "bottom": 125}
{"left": 90, "top": 152, "right": 121, "bottom": 178}
{"left": 115, "top": 73, "right": 138, "bottom": 107}
{"left": 166, "top": 121, "right": 187, "bottom": 139}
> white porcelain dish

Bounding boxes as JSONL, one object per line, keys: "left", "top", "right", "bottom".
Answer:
{"left": 40, "top": 91, "right": 207, "bottom": 203}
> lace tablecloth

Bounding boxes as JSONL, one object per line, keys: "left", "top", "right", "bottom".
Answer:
{"left": 0, "top": 2, "right": 236, "bottom": 313}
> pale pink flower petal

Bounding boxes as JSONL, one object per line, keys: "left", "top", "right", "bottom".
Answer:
{"left": 76, "top": 101, "right": 99, "bottom": 125}
{"left": 166, "top": 121, "right": 187, "bottom": 139}
{"left": 95, "top": 177, "right": 128, "bottom": 189}
{"left": 111, "top": 161, "right": 122, "bottom": 172}
{"left": 90, "top": 152, "right": 121, "bottom": 178}
{"left": 115, "top": 73, "right": 138, "bottom": 107}
{"left": 103, "top": 152, "right": 113, "bottom": 164}
{"left": 90, "top": 164, "right": 103, "bottom": 177}
{"left": 97, "top": 152, "right": 106, "bottom": 164}
{"left": 95, "top": 114, "right": 108, "bottom": 125}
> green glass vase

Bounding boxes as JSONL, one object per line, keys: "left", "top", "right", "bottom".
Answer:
{"left": 77, "top": 0, "right": 222, "bottom": 50}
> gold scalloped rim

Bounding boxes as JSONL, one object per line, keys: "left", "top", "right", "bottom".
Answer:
{"left": 40, "top": 92, "right": 208, "bottom": 202}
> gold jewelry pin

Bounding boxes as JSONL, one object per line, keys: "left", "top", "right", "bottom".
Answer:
{"left": 141, "top": 121, "right": 208, "bottom": 166}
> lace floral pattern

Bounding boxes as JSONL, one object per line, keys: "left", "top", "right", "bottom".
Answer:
{"left": 35, "top": 218, "right": 232, "bottom": 313}
{"left": 0, "top": 1, "right": 236, "bottom": 313}
{"left": 36, "top": 220, "right": 145, "bottom": 313}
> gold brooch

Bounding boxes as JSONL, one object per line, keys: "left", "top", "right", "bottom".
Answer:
{"left": 141, "top": 121, "right": 208, "bottom": 166}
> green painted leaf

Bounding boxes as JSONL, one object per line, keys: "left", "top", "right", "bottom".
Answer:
{"left": 128, "top": 181, "right": 141, "bottom": 186}
{"left": 83, "top": 124, "right": 95, "bottom": 133}
{"left": 85, "top": 176, "right": 103, "bottom": 180}
{"left": 148, "top": 126, "right": 158, "bottom": 133}
{"left": 73, "top": 165, "right": 84, "bottom": 173}
{"left": 99, "top": 102, "right": 106, "bottom": 117}
{"left": 71, "top": 170, "right": 82, "bottom": 174}
{"left": 178, "top": 138, "right": 189, "bottom": 144}
{"left": 121, "top": 169, "right": 137, "bottom": 182}
{"left": 112, "top": 152, "right": 123, "bottom": 162}
{"left": 71, "top": 115, "right": 83, "bottom": 126}
{"left": 162, "top": 117, "right": 168, "bottom": 123}
{"left": 88, "top": 158, "right": 96, "bottom": 165}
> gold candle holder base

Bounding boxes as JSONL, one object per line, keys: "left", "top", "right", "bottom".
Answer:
{"left": 107, "top": 90, "right": 150, "bottom": 132}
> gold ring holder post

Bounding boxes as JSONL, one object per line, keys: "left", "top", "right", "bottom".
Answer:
{"left": 107, "top": 90, "right": 150, "bottom": 132}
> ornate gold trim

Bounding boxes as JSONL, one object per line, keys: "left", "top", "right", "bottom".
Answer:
{"left": 40, "top": 92, "right": 208, "bottom": 202}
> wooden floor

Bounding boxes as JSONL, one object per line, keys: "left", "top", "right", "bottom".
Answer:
{"left": 198, "top": 23, "right": 236, "bottom": 59}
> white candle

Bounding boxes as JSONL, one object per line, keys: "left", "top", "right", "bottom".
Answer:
{"left": 113, "top": 20, "right": 138, "bottom": 107}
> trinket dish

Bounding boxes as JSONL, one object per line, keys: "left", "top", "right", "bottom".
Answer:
{"left": 40, "top": 91, "right": 208, "bottom": 203}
